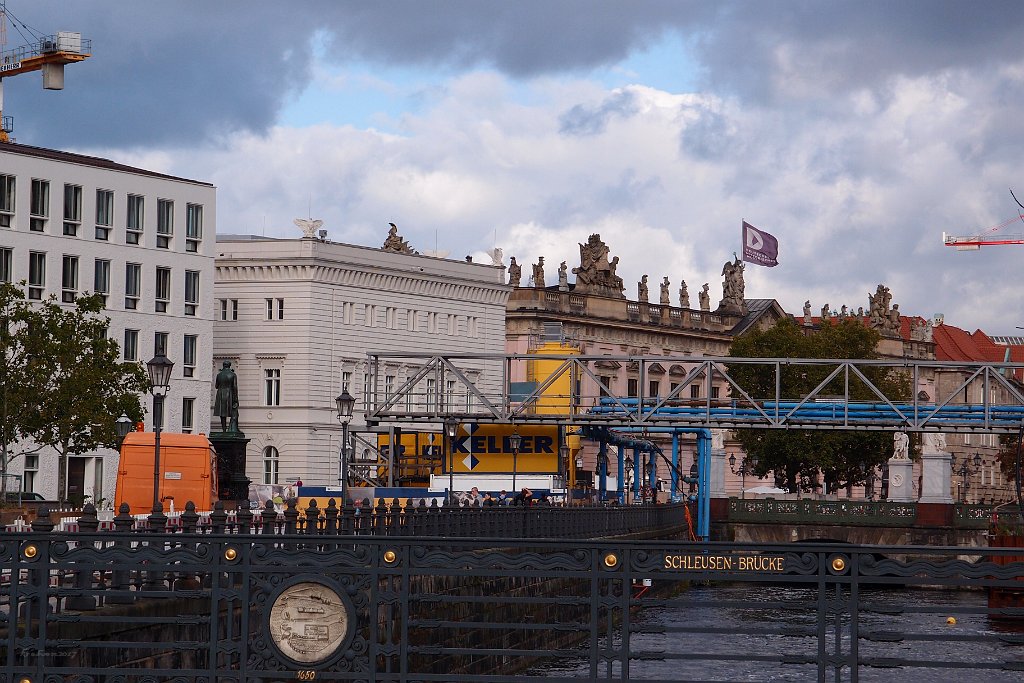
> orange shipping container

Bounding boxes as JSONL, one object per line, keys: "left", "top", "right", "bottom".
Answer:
{"left": 114, "top": 432, "right": 219, "bottom": 513}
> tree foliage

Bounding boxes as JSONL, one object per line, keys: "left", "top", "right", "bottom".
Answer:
{"left": 0, "top": 283, "right": 147, "bottom": 498}
{"left": 727, "top": 318, "right": 912, "bottom": 493}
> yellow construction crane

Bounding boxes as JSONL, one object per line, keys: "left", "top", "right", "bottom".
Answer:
{"left": 0, "top": 3, "right": 91, "bottom": 142}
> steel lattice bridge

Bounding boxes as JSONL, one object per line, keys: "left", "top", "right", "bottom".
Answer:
{"left": 366, "top": 353, "right": 1024, "bottom": 433}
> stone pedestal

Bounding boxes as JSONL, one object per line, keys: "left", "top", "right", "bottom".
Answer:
{"left": 886, "top": 457, "right": 915, "bottom": 502}
{"left": 918, "top": 451, "right": 953, "bottom": 504}
{"left": 209, "top": 432, "right": 251, "bottom": 503}
{"left": 710, "top": 449, "right": 727, "bottom": 498}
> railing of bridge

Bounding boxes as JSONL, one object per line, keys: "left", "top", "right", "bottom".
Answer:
{"left": 3, "top": 522, "right": 1023, "bottom": 681}
{"left": 727, "top": 497, "right": 994, "bottom": 529}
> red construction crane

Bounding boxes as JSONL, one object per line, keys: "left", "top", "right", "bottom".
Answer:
{"left": 942, "top": 190, "right": 1024, "bottom": 250}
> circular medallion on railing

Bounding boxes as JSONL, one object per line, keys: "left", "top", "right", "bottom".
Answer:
{"left": 603, "top": 553, "right": 619, "bottom": 569}
{"left": 268, "top": 578, "right": 354, "bottom": 666}
{"left": 22, "top": 544, "right": 37, "bottom": 560}
{"left": 383, "top": 549, "right": 398, "bottom": 564}
{"left": 829, "top": 555, "right": 848, "bottom": 574}
{"left": 224, "top": 547, "right": 238, "bottom": 561}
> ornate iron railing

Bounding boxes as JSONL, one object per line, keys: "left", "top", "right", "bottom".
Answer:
{"left": 3, "top": 505, "right": 1024, "bottom": 681}
{"left": 727, "top": 498, "right": 995, "bottom": 529}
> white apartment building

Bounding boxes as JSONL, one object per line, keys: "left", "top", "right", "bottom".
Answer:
{"left": 214, "top": 233, "right": 510, "bottom": 487}
{"left": 0, "top": 142, "right": 216, "bottom": 503}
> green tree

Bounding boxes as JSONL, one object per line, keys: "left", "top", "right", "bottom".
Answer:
{"left": 728, "top": 318, "right": 912, "bottom": 494}
{"left": 0, "top": 282, "right": 147, "bottom": 500}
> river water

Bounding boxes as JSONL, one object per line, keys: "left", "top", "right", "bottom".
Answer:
{"left": 528, "top": 583, "right": 1024, "bottom": 682}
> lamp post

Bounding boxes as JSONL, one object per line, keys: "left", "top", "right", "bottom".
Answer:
{"left": 115, "top": 413, "right": 133, "bottom": 445}
{"left": 445, "top": 417, "right": 459, "bottom": 503}
{"left": 509, "top": 429, "right": 522, "bottom": 495}
{"left": 335, "top": 390, "right": 355, "bottom": 503}
{"left": 145, "top": 354, "right": 174, "bottom": 514}
{"left": 560, "top": 442, "right": 571, "bottom": 494}
{"left": 624, "top": 454, "right": 633, "bottom": 504}
{"left": 729, "top": 454, "right": 756, "bottom": 498}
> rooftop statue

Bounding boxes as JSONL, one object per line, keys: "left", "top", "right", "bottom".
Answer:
{"left": 699, "top": 283, "right": 710, "bottom": 311}
{"left": 638, "top": 275, "right": 649, "bottom": 303}
{"left": 382, "top": 222, "right": 418, "bottom": 254}
{"left": 507, "top": 256, "right": 521, "bottom": 287}
{"left": 867, "top": 284, "right": 902, "bottom": 337}
{"left": 571, "top": 233, "right": 625, "bottom": 298}
{"left": 214, "top": 360, "right": 240, "bottom": 434}
{"left": 660, "top": 277, "right": 671, "bottom": 306}
{"left": 294, "top": 217, "right": 323, "bottom": 239}
{"left": 558, "top": 261, "right": 569, "bottom": 291}
{"left": 678, "top": 279, "right": 690, "bottom": 309}
{"left": 718, "top": 254, "right": 746, "bottom": 314}
{"left": 532, "top": 256, "right": 546, "bottom": 288}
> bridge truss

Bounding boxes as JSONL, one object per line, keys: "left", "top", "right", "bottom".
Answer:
{"left": 365, "top": 353, "right": 1024, "bottom": 433}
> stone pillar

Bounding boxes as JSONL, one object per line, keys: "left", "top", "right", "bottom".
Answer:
{"left": 886, "top": 457, "right": 915, "bottom": 502}
{"left": 209, "top": 432, "right": 252, "bottom": 503}
{"left": 918, "top": 434, "right": 953, "bottom": 504}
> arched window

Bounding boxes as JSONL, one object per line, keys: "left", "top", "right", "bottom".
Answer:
{"left": 263, "top": 446, "right": 279, "bottom": 485}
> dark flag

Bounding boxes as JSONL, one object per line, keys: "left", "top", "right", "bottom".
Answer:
{"left": 742, "top": 221, "right": 779, "bottom": 267}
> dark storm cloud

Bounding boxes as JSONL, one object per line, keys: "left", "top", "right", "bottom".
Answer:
{"left": 9, "top": 1, "right": 1024, "bottom": 149}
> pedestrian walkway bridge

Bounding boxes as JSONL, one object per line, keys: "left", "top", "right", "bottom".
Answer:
{"left": 366, "top": 353, "right": 1024, "bottom": 433}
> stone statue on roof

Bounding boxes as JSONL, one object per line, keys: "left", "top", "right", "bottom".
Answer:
{"left": 660, "top": 277, "right": 671, "bottom": 306}
{"left": 532, "top": 257, "right": 546, "bottom": 288}
{"left": 718, "top": 254, "right": 747, "bottom": 314}
{"left": 382, "top": 223, "right": 417, "bottom": 254}
{"left": 571, "top": 233, "right": 625, "bottom": 298}
{"left": 679, "top": 280, "right": 690, "bottom": 308}
{"left": 507, "top": 257, "right": 521, "bottom": 287}
{"left": 699, "top": 283, "right": 710, "bottom": 311}
{"left": 638, "top": 275, "right": 649, "bottom": 303}
{"left": 558, "top": 261, "right": 569, "bottom": 291}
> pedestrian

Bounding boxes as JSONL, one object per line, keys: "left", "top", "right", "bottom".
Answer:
{"left": 468, "top": 486, "right": 483, "bottom": 506}
{"left": 498, "top": 489, "right": 509, "bottom": 505}
{"left": 482, "top": 493, "right": 496, "bottom": 506}
{"left": 513, "top": 487, "right": 533, "bottom": 506}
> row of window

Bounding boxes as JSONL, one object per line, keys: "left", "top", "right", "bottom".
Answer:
{"left": 217, "top": 297, "right": 481, "bottom": 335}
{"left": 0, "top": 174, "right": 204, "bottom": 251}
{"left": 123, "top": 330, "right": 199, "bottom": 378}
{"left": 599, "top": 376, "right": 722, "bottom": 399}
{"left": 0, "top": 247, "right": 200, "bottom": 315}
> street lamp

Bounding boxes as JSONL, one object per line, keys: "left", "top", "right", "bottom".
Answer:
{"left": 624, "top": 454, "right": 633, "bottom": 504}
{"left": 335, "top": 390, "right": 355, "bottom": 502}
{"left": 145, "top": 354, "right": 174, "bottom": 515}
{"left": 560, "top": 442, "right": 570, "bottom": 492}
{"left": 115, "top": 413, "right": 133, "bottom": 445}
{"left": 509, "top": 429, "right": 522, "bottom": 495}
{"left": 729, "top": 454, "right": 755, "bottom": 498}
{"left": 445, "top": 417, "right": 459, "bottom": 503}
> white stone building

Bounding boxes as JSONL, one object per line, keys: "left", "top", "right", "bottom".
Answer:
{"left": 0, "top": 142, "right": 216, "bottom": 502}
{"left": 213, "top": 232, "right": 510, "bottom": 487}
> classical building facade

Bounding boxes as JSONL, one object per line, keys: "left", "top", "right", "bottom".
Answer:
{"left": 213, "top": 226, "right": 510, "bottom": 488}
{"left": 0, "top": 142, "right": 216, "bottom": 502}
{"left": 504, "top": 234, "right": 787, "bottom": 495}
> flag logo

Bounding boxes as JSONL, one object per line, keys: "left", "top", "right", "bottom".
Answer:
{"left": 742, "top": 221, "right": 779, "bottom": 267}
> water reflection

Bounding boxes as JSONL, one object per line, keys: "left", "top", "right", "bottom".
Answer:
{"left": 529, "top": 583, "right": 1024, "bottom": 681}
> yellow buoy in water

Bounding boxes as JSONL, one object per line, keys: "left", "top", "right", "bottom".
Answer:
{"left": 946, "top": 617, "right": 957, "bottom": 625}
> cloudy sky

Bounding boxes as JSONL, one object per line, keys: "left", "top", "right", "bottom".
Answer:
{"left": 9, "top": 1, "right": 1024, "bottom": 332}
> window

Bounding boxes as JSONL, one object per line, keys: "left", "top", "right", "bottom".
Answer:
{"left": 365, "top": 304, "right": 376, "bottom": 327}
{"left": 426, "top": 377, "right": 436, "bottom": 412}
{"left": 264, "top": 368, "right": 281, "bottom": 406}
{"left": 0, "top": 247, "right": 11, "bottom": 283}
{"left": 220, "top": 299, "right": 227, "bottom": 320}
{"left": 627, "top": 378, "right": 638, "bottom": 398}
{"left": 690, "top": 384, "right": 700, "bottom": 399}
{"left": 649, "top": 380, "right": 660, "bottom": 398}
{"left": 427, "top": 312, "right": 437, "bottom": 334}
{"left": 220, "top": 298, "right": 239, "bottom": 320}
{"left": 28, "top": 251, "right": 45, "bottom": 300}
{"left": 385, "top": 307, "right": 395, "bottom": 328}
{"left": 184, "top": 270, "right": 199, "bottom": 316}
{"left": 341, "top": 371, "right": 352, "bottom": 393}
{"left": 363, "top": 372, "right": 370, "bottom": 409}
{"left": 181, "top": 397, "right": 195, "bottom": 434}
{"left": 385, "top": 374, "right": 395, "bottom": 401}
{"left": 125, "top": 262, "right": 141, "bottom": 310}
{"left": 448, "top": 314, "right": 458, "bottom": 335}
{"left": 407, "top": 309, "right": 419, "bottom": 332}
{"left": 23, "top": 454, "right": 38, "bottom": 492}
{"left": 445, "top": 379, "right": 456, "bottom": 410}
{"left": 154, "top": 331, "right": 168, "bottom": 357}
{"left": 95, "top": 189, "right": 113, "bottom": 240}
{"left": 30, "top": 179, "right": 49, "bottom": 232}
{"left": 0, "top": 174, "right": 14, "bottom": 227}
{"left": 156, "top": 198, "right": 173, "bottom": 248}
{"left": 123, "top": 329, "right": 139, "bottom": 361}
{"left": 126, "top": 194, "right": 143, "bottom": 244}
{"left": 341, "top": 301, "right": 353, "bottom": 324}
{"left": 94, "top": 259, "right": 110, "bottom": 304}
{"left": 231, "top": 299, "right": 238, "bottom": 320}
{"left": 60, "top": 255, "right": 78, "bottom": 303}
{"left": 155, "top": 266, "right": 170, "bottom": 312}
{"left": 263, "top": 446, "right": 280, "bottom": 485}
{"left": 711, "top": 386, "right": 720, "bottom": 399}
{"left": 186, "top": 203, "right": 202, "bottom": 252}
{"left": 63, "top": 184, "right": 82, "bottom": 236}
{"left": 599, "top": 375, "right": 613, "bottom": 398}
{"left": 265, "top": 298, "right": 284, "bottom": 320}
{"left": 183, "top": 334, "right": 197, "bottom": 377}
